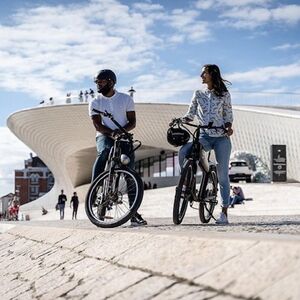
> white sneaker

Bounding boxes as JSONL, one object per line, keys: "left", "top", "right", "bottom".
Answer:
{"left": 215, "top": 212, "right": 229, "bottom": 225}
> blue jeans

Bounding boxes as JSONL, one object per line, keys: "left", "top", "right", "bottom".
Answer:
{"left": 92, "top": 135, "right": 135, "bottom": 181}
{"left": 230, "top": 195, "right": 243, "bottom": 205}
{"left": 59, "top": 203, "right": 65, "bottom": 220}
{"left": 179, "top": 134, "right": 232, "bottom": 208}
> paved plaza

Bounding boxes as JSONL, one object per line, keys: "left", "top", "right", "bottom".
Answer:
{"left": 1, "top": 182, "right": 300, "bottom": 299}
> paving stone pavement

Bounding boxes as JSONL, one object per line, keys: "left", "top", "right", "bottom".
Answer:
{"left": 1, "top": 182, "right": 300, "bottom": 299}
{"left": 0, "top": 219, "right": 300, "bottom": 300}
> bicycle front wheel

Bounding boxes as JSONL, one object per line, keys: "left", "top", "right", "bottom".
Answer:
{"left": 85, "top": 168, "right": 143, "bottom": 228}
{"left": 173, "top": 160, "right": 194, "bottom": 225}
{"left": 199, "top": 166, "right": 218, "bottom": 223}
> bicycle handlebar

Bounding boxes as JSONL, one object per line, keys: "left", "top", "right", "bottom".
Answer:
{"left": 92, "top": 108, "right": 142, "bottom": 152}
{"left": 169, "top": 117, "right": 227, "bottom": 133}
{"left": 92, "top": 108, "right": 131, "bottom": 137}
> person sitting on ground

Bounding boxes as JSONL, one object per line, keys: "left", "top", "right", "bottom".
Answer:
{"left": 230, "top": 186, "right": 245, "bottom": 207}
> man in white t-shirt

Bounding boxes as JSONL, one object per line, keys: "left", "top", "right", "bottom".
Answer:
{"left": 88, "top": 69, "right": 147, "bottom": 226}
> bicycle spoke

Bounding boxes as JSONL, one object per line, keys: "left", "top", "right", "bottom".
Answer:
{"left": 86, "top": 168, "right": 143, "bottom": 228}
{"left": 199, "top": 168, "right": 218, "bottom": 223}
{"left": 173, "top": 161, "right": 194, "bottom": 224}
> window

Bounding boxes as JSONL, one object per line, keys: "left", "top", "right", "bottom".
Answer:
{"left": 136, "top": 151, "right": 178, "bottom": 178}
{"left": 153, "top": 158, "right": 160, "bottom": 177}
{"left": 30, "top": 173, "right": 39, "bottom": 184}
{"left": 30, "top": 186, "right": 39, "bottom": 194}
{"left": 166, "top": 154, "right": 174, "bottom": 177}
{"left": 160, "top": 153, "right": 167, "bottom": 177}
{"left": 231, "top": 161, "right": 248, "bottom": 167}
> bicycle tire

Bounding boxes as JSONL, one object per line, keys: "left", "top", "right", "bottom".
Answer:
{"left": 199, "top": 165, "right": 218, "bottom": 223}
{"left": 173, "top": 160, "right": 194, "bottom": 225}
{"left": 85, "top": 167, "right": 143, "bottom": 228}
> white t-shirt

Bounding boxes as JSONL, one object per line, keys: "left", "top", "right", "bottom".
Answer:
{"left": 89, "top": 91, "right": 135, "bottom": 137}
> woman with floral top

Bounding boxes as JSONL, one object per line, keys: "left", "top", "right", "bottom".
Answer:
{"left": 179, "top": 64, "right": 233, "bottom": 224}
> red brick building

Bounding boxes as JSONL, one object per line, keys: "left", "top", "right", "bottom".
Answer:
{"left": 15, "top": 153, "right": 54, "bottom": 205}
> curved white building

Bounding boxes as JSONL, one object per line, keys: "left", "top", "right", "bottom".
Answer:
{"left": 7, "top": 103, "right": 300, "bottom": 209}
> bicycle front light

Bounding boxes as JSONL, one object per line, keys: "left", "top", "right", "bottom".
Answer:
{"left": 120, "top": 154, "right": 130, "bottom": 165}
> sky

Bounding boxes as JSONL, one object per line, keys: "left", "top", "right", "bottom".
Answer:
{"left": 1, "top": 0, "right": 300, "bottom": 195}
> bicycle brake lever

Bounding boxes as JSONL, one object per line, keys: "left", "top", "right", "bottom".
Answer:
{"left": 169, "top": 118, "right": 179, "bottom": 127}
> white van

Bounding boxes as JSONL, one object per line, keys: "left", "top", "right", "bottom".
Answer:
{"left": 229, "top": 160, "right": 252, "bottom": 182}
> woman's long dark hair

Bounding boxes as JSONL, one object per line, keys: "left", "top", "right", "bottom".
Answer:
{"left": 203, "top": 64, "right": 231, "bottom": 97}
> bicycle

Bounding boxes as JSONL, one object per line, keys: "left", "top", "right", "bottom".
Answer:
{"left": 85, "top": 108, "right": 144, "bottom": 228}
{"left": 169, "top": 118, "right": 227, "bottom": 224}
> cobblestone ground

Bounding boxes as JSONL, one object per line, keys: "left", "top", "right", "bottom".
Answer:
{"left": 12, "top": 215, "right": 300, "bottom": 237}
{"left": 1, "top": 214, "right": 300, "bottom": 300}
{"left": 0, "top": 224, "right": 261, "bottom": 300}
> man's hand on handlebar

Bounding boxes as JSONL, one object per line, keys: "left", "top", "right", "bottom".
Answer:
{"left": 111, "top": 129, "right": 123, "bottom": 138}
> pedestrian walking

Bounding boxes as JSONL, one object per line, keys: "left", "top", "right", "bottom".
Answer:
{"left": 89, "top": 88, "right": 95, "bottom": 98}
{"left": 70, "top": 192, "right": 79, "bottom": 220}
{"left": 79, "top": 90, "right": 83, "bottom": 102}
{"left": 57, "top": 189, "right": 67, "bottom": 220}
{"left": 84, "top": 90, "right": 89, "bottom": 102}
{"left": 66, "top": 93, "right": 71, "bottom": 103}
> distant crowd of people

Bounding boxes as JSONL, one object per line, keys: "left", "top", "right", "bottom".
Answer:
{"left": 39, "top": 89, "right": 95, "bottom": 106}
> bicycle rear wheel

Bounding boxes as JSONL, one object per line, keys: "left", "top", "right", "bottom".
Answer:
{"left": 173, "top": 160, "right": 195, "bottom": 225}
{"left": 199, "top": 165, "right": 218, "bottom": 223}
{"left": 85, "top": 167, "right": 143, "bottom": 228}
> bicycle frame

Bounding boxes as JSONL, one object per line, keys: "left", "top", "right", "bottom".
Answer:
{"left": 174, "top": 119, "right": 226, "bottom": 203}
{"left": 170, "top": 118, "right": 227, "bottom": 224}
{"left": 185, "top": 124, "right": 210, "bottom": 173}
{"left": 92, "top": 108, "right": 141, "bottom": 198}
{"left": 86, "top": 109, "right": 144, "bottom": 227}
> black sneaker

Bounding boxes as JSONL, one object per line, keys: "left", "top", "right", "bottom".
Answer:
{"left": 131, "top": 213, "right": 147, "bottom": 226}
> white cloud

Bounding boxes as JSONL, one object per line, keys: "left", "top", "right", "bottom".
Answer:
{"left": 195, "top": 0, "right": 270, "bottom": 9}
{"left": 0, "top": 0, "right": 213, "bottom": 101}
{"left": 0, "top": 0, "right": 163, "bottom": 99}
{"left": 227, "top": 62, "right": 300, "bottom": 83}
{"left": 195, "top": 0, "right": 215, "bottom": 10}
{"left": 132, "top": 5, "right": 211, "bottom": 44}
{"left": 131, "top": 69, "right": 200, "bottom": 103}
{"left": 194, "top": 0, "right": 300, "bottom": 29}
{"left": 272, "top": 43, "right": 300, "bottom": 51}
{"left": 165, "top": 9, "right": 211, "bottom": 43}
{"left": 0, "top": 127, "right": 32, "bottom": 196}
{"left": 132, "top": 2, "right": 164, "bottom": 12}
{"left": 221, "top": 6, "right": 271, "bottom": 28}
{"left": 272, "top": 4, "right": 300, "bottom": 25}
